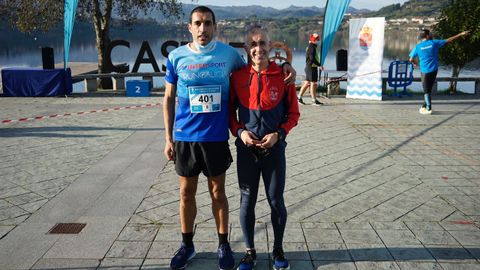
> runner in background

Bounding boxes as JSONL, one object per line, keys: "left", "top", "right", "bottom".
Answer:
{"left": 409, "top": 29, "right": 469, "bottom": 115}
{"left": 298, "top": 33, "right": 324, "bottom": 106}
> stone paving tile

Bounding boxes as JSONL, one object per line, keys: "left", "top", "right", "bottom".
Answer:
{"left": 370, "top": 221, "right": 409, "bottom": 230}
{"left": 465, "top": 246, "right": 480, "bottom": 260}
{"left": 335, "top": 222, "right": 372, "bottom": 230}
{"left": 0, "top": 214, "right": 28, "bottom": 226}
{"left": 448, "top": 230, "right": 480, "bottom": 246}
{"left": 17, "top": 199, "right": 48, "bottom": 213}
{"left": 414, "top": 231, "right": 462, "bottom": 246}
{"left": 440, "top": 262, "right": 480, "bottom": 270}
{"left": 98, "top": 258, "right": 143, "bottom": 269}
{"left": 141, "top": 259, "right": 170, "bottom": 270}
{"left": 303, "top": 228, "right": 343, "bottom": 244}
{"left": 313, "top": 260, "right": 357, "bottom": 270}
{"left": 376, "top": 229, "right": 423, "bottom": 246}
{"left": 307, "top": 243, "right": 351, "bottom": 261}
{"left": 396, "top": 261, "right": 444, "bottom": 270}
{"left": 346, "top": 243, "right": 393, "bottom": 261}
{"left": 355, "top": 261, "right": 401, "bottom": 270}
{"left": 31, "top": 258, "right": 99, "bottom": 269}
{"left": 147, "top": 241, "right": 179, "bottom": 260}
{"left": 302, "top": 222, "right": 337, "bottom": 229}
{"left": 439, "top": 221, "right": 480, "bottom": 232}
{"left": 154, "top": 226, "right": 182, "bottom": 242}
{"left": 117, "top": 225, "right": 159, "bottom": 242}
{"left": 387, "top": 245, "right": 435, "bottom": 261}
{"left": 427, "top": 246, "right": 475, "bottom": 261}
{"left": 405, "top": 222, "right": 445, "bottom": 231}
{"left": 339, "top": 229, "right": 383, "bottom": 245}
{"left": 105, "top": 241, "right": 151, "bottom": 259}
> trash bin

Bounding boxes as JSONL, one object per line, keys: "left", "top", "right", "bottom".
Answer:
{"left": 126, "top": 80, "right": 151, "bottom": 97}
{"left": 336, "top": 49, "right": 348, "bottom": 71}
{"left": 41, "top": 47, "right": 55, "bottom": 69}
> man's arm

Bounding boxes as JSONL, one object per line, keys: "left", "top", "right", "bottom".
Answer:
{"left": 446, "top": 30, "right": 470, "bottom": 43}
{"left": 282, "top": 63, "right": 297, "bottom": 85}
{"left": 408, "top": 46, "right": 418, "bottom": 67}
{"left": 163, "top": 82, "right": 177, "bottom": 160}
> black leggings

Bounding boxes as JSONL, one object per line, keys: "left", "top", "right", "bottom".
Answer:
{"left": 421, "top": 70, "right": 438, "bottom": 94}
{"left": 236, "top": 139, "right": 287, "bottom": 249}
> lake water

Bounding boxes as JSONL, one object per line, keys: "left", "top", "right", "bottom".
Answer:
{"left": 1, "top": 28, "right": 478, "bottom": 93}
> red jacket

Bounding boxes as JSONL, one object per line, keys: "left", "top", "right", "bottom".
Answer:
{"left": 229, "top": 63, "right": 300, "bottom": 140}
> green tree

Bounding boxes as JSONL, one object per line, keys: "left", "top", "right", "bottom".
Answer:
{"left": 1, "top": 0, "right": 183, "bottom": 88}
{"left": 434, "top": 0, "right": 480, "bottom": 92}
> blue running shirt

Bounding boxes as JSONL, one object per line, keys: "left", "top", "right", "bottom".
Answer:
{"left": 165, "top": 41, "right": 245, "bottom": 142}
{"left": 409, "top": 39, "right": 447, "bottom": 73}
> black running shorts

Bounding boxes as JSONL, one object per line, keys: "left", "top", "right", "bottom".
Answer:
{"left": 305, "top": 66, "right": 319, "bottom": 82}
{"left": 174, "top": 141, "right": 232, "bottom": 177}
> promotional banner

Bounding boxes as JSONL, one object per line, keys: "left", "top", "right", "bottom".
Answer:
{"left": 347, "top": 17, "right": 385, "bottom": 100}
{"left": 320, "top": 0, "right": 352, "bottom": 65}
{"left": 64, "top": 0, "right": 78, "bottom": 69}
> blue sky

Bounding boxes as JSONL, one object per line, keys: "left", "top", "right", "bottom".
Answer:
{"left": 184, "top": 0, "right": 408, "bottom": 11}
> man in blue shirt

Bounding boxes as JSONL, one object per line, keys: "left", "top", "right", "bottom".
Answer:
{"left": 163, "top": 6, "right": 295, "bottom": 270}
{"left": 409, "top": 29, "right": 469, "bottom": 114}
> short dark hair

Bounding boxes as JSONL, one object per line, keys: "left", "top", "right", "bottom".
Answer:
{"left": 190, "top": 6, "right": 216, "bottom": 24}
{"left": 420, "top": 29, "right": 430, "bottom": 39}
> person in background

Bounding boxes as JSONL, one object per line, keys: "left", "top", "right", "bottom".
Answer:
{"left": 298, "top": 32, "right": 323, "bottom": 106}
{"left": 229, "top": 26, "right": 300, "bottom": 270}
{"left": 409, "top": 29, "right": 470, "bottom": 115}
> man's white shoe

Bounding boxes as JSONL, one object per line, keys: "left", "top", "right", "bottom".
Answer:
{"left": 419, "top": 107, "right": 432, "bottom": 115}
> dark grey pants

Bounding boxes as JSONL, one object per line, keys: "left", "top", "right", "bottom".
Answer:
{"left": 236, "top": 139, "right": 287, "bottom": 249}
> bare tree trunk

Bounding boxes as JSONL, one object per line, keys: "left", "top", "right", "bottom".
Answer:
{"left": 449, "top": 65, "right": 461, "bottom": 94}
{"left": 93, "top": 0, "right": 113, "bottom": 89}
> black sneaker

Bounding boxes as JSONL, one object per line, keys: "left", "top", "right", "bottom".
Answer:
{"left": 272, "top": 247, "right": 289, "bottom": 270}
{"left": 311, "top": 99, "right": 323, "bottom": 106}
{"left": 237, "top": 249, "right": 257, "bottom": 270}
{"left": 298, "top": 97, "right": 305, "bottom": 105}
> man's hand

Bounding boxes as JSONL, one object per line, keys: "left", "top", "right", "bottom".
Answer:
{"left": 256, "top": 132, "right": 279, "bottom": 149}
{"left": 240, "top": 130, "right": 261, "bottom": 146}
{"left": 282, "top": 63, "right": 297, "bottom": 85}
{"left": 409, "top": 58, "right": 417, "bottom": 67}
{"left": 462, "top": 30, "right": 470, "bottom": 36}
{"left": 164, "top": 140, "right": 175, "bottom": 161}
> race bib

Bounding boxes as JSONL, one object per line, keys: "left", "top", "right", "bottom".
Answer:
{"left": 188, "top": 85, "right": 221, "bottom": 113}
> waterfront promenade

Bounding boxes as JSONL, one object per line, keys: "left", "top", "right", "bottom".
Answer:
{"left": 0, "top": 94, "right": 479, "bottom": 269}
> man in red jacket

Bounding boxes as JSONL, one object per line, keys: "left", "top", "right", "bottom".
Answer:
{"left": 229, "top": 26, "right": 300, "bottom": 270}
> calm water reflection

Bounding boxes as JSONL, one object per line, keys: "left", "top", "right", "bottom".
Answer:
{"left": 1, "top": 28, "right": 478, "bottom": 93}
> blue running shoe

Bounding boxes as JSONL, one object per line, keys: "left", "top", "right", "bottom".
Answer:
{"left": 170, "top": 243, "right": 196, "bottom": 270}
{"left": 218, "top": 243, "right": 235, "bottom": 270}
{"left": 237, "top": 249, "right": 257, "bottom": 270}
{"left": 272, "top": 247, "right": 289, "bottom": 270}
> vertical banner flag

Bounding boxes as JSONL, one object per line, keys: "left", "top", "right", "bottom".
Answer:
{"left": 320, "top": 0, "right": 351, "bottom": 65}
{"left": 347, "top": 17, "right": 385, "bottom": 100}
{"left": 64, "top": 0, "right": 78, "bottom": 69}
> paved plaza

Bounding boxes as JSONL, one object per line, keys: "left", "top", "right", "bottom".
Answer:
{"left": 0, "top": 94, "right": 479, "bottom": 269}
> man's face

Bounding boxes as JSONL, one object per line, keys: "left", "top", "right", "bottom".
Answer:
{"left": 247, "top": 32, "right": 270, "bottom": 67}
{"left": 188, "top": 11, "right": 216, "bottom": 46}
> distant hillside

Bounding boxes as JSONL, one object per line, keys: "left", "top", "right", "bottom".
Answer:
{"left": 140, "top": 4, "right": 370, "bottom": 22}
{"left": 368, "top": 0, "right": 450, "bottom": 19}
